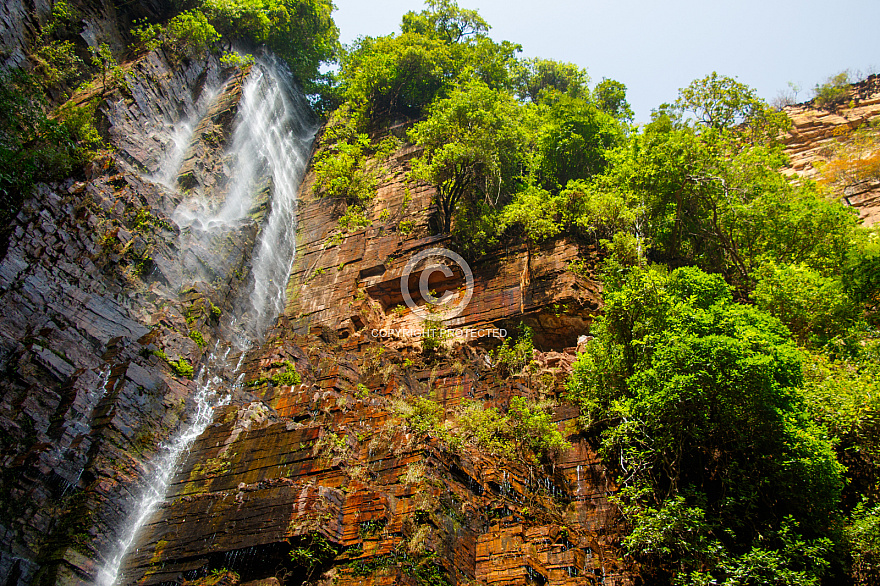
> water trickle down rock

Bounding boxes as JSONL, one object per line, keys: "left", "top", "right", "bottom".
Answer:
{"left": 119, "top": 72, "right": 628, "bottom": 586}
{"left": 95, "top": 57, "right": 318, "bottom": 586}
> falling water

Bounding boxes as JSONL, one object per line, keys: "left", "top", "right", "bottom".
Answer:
{"left": 149, "top": 86, "right": 221, "bottom": 189}
{"left": 174, "top": 60, "right": 316, "bottom": 342}
{"left": 231, "top": 64, "right": 315, "bottom": 340}
{"left": 94, "top": 365, "right": 230, "bottom": 586}
{"left": 95, "top": 58, "right": 316, "bottom": 585}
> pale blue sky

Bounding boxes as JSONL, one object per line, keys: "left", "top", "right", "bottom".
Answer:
{"left": 330, "top": 0, "right": 879, "bottom": 123}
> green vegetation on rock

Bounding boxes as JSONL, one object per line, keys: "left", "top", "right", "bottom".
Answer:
{"left": 567, "top": 265, "right": 844, "bottom": 584}
{"left": 247, "top": 360, "right": 301, "bottom": 387}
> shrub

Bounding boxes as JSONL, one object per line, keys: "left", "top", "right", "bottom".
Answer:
{"left": 445, "top": 397, "right": 568, "bottom": 462}
{"left": 448, "top": 400, "right": 514, "bottom": 459}
{"left": 289, "top": 531, "right": 338, "bottom": 578}
{"left": 0, "top": 72, "right": 98, "bottom": 242}
{"left": 813, "top": 71, "right": 851, "bottom": 108}
{"left": 312, "top": 109, "right": 398, "bottom": 211}
{"left": 421, "top": 318, "right": 446, "bottom": 354}
{"left": 34, "top": 40, "right": 83, "bottom": 86}
{"left": 398, "top": 396, "right": 442, "bottom": 435}
{"left": 847, "top": 502, "right": 880, "bottom": 584}
{"left": 56, "top": 100, "right": 103, "bottom": 154}
{"left": 507, "top": 396, "right": 570, "bottom": 459}
{"left": 165, "top": 10, "right": 221, "bottom": 56}
{"left": 247, "top": 360, "right": 301, "bottom": 387}
{"left": 169, "top": 358, "right": 194, "bottom": 379}
{"left": 493, "top": 326, "right": 534, "bottom": 376}
{"left": 355, "top": 383, "right": 369, "bottom": 399}
{"left": 188, "top": 331, "right": 207, "bottom": 348}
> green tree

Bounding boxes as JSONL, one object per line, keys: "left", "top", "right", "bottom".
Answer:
{"left": 512, "top": 57, "right": 588, "bottom": 104}
{"left": 164, "top": 10, "right": 220, "bottom": 56}
{"left": 752, "top": 260, "right": 860, "bottom": 350}
{"left": 338, "top": 32, "right": 455, "bottom": 125}
{"left": 338, "top": 1, "right": 516, "bottom": 127}
{"left": 534, "top": 95, "right": 623, "bottom": 190}
{"left": 400, "top": 0, "right": 489, "bottom": 42}
{"left": 600, "top": 89, "right": 853, "bottom": 289}
{"left": 567, "top": 264, "right": 844, "bottom": 583}
{"left": 813, "top": 71, "right": 851, "bottom": 108}
{"left": 408, "top": 78, "right": 527, "bottom": 236}
{"left": 593, "top": 77, "right": 633, "bottom": 121}
{"left": 201, "top": 0, "right": 339, "bottom": 92}
{"left": 675, "top": 71, "right": 781, "bottom": 132}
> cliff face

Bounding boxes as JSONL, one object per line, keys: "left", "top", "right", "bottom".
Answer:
{"left": 0, "top": 48, "right": 282, "bottom": 584}
{"left": 119, "top": 139, "right": 622, "bottom": 585}
{"left": 10, "top": 27, "right": 879, "bottom": 585}
{"left": 0, "top": 39, "right": 627, "bottom": 586}
{"left": 781, "top": 75, "right": 880, "bottom": 225}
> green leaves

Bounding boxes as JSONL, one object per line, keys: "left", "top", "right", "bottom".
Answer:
{"left": 534, "top": 95, "right": 623, "bottom": 191}
{"left": 312, "top": 109, "right": 377, "bottom": 204}
{"left": 512, "top": 57, "right": 589, "bottom": 104}
{"left": 199, "top": 0, "right": 339, "bottom": 92}
{"left": 408, "top": 78, "right": 526, "bottom": 235}
{"left": 675, "top": 72, "right": 787, "bottom": 136}
{"left": 846, "top": 501, "right": 880, "bottom": 583}
{"left": 289, "top": 531, "right": 339, "bottom": 578}
{"left": 401, "top": 0, "right": 490, "bottom": 43}
{"left": 337, "top": 1, "right": 513, "bottom": 126}
{"left": 567, "top": 265, "right": 844, "bottom": 582}
{"left": 753, "top": 260, "right": 860, "bottom": 350}
{"left": 165, "top": 11, "right": 220, "bottom": 55}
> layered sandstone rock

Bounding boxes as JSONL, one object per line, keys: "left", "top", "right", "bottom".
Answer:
{"left": 0, "top": 50, "right": 265, "bottom": 584}
{"left": 121, "top": 118, "right": 626, "bottom": 585}
{"left": 780, "top": 75, "right": 880, "bottom": 225}
{"left": 0, "top": 35, "right": 625, "bottom": 586}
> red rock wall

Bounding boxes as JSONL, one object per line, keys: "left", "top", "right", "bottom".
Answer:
{"left": 124, "top": 130, "right": 628, "bottom": 585}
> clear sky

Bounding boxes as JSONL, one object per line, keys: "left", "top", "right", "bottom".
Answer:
{"left": 329, "top": 0, "right": 880, "bottom": 123}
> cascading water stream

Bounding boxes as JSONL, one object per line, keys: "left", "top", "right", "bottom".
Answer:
{"left": 148, "top": 86, "right": 221, "bottom": 189}
{"left": 95, "top": 58, "right": 317, "bottom": 585}
{"left": 94, "top": 358, "right": 232, "bottom": 586}
{"left": 173, "top": 61, "right": 315, "bottom": 344}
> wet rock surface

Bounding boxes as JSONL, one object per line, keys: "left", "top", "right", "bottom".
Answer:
{"left": 0, "top": 49, "right": 272, "bottom": 585}
{"left": 122, "top": 131, "right": 627, "bottom": 585}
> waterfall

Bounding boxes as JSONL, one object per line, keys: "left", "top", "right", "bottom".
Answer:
{"left": 94, "top": 361, "right": 231, "bottom": 586}
{"left": 173, "top": 60, "right": 316, "bottom": 343}
{"left": 95, "top": 58, "right": 316, "bottom": 585}
{"left": 148, "top": 86, "right": 221, "bottom": 189}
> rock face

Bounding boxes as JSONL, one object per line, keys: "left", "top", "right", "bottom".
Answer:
{"left": 781, "top": 74, "right": 880, "bottom": 225}
{"left": 116, "top": 121, "right": 627, "bottom": 585}
{"left": 0, "top": 38, "right": 626, "bottom": 586}
{"left": 0, "top": 48, "right": 287, "bottom": 585}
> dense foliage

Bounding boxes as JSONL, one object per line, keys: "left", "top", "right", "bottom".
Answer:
{"left": 2, "top": 0, "right": 339, "bottom": 252}
{"left": 316, "top": 0, "right": 632, "bottom": 255}
{"left": 567, "top": 265, "right": 845, "bottom": 583}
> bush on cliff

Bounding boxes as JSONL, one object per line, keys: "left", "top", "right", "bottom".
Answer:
{"left": 567, "top": 264, "right": 843, "bottom": 583}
